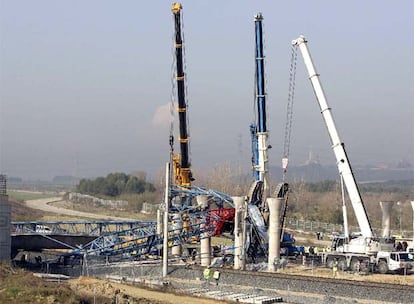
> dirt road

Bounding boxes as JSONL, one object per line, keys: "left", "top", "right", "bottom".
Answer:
{"left": 25, "top": 197, "right": 136, "bottom": 221}
{"left": 70, "top": 277, "right": 227, "bottom": 304}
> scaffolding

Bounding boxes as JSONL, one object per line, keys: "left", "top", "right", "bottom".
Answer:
{"left": 0, "top": 175, "right": 6, "bottom": 196}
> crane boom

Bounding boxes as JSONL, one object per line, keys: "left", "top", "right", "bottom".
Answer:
{"left": 292, "top": 35, "right": 373, "bottom": 239}
{"left": 253, "top": 13, "right": 269, "bottom": 195}
{"left": 172, "top": 3, "right": 192, "bottom": 187}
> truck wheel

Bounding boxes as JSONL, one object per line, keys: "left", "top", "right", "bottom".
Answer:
{"left": 338, "top": 258, "right": 347, "bottom": 271}
{"left": 360, "top": 259, "right": 370, "bottom": 273}
{"left": 377, "top": 260, "right": 388, "bottom": 274}
{"left": 326, "top": 256, "right": 334, "bottom": 268}
{"left": 350, "top": 259, "right": 359, "bottom": 272}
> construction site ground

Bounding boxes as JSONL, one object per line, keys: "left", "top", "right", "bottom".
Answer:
{"left": 69, "top": 276, "right": 226, "bottom": 304}
{"left": 7, "top": 194, "right": 414, "bottom": 303}
{"left": 65, "top": 264, "right": 413, "bottom": 304}
{"left": 27, "top": 197, "right": 414, "bottom": 285}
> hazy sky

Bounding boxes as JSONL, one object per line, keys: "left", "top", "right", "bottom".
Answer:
{"left": 1, "top": 1, "right": 413, "bottom": 180}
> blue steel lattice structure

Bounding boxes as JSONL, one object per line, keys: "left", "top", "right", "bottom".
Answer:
{"left": 12, "top": 187, "right": 233, "bottom": 259}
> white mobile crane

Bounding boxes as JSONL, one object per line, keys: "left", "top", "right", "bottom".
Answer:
{"left": 292, "top": 35, "right": 414, "bottom": 273}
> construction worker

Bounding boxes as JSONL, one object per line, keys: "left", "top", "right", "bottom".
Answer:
{"left": 213, "top": 270, "right": 220, "bottom": 286}
{"left": 203, "top": 267, "right": 212, "bottom": 285}
{"left": 333, "top": 259, "right": 338, "bottom": 278}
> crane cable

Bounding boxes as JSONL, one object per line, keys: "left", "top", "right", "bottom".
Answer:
{"left": 282, "top": 44, "right": 298, "bottom": 181}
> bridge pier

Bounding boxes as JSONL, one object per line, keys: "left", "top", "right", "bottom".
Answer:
{"left": 197, "top": 195, "right": 211, "bottom": 267}
{"left": 267, "top": 197, "right": 283, "bottom": 272}
{"left": 233, "top": 196, "right": 246, "bottom": 270}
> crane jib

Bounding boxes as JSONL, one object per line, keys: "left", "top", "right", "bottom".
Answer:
{"left": 255, "top": 17, "right": 267, "bottom": 133}
{"left": 173, "top": 8, "right": 189, "bottom": 170}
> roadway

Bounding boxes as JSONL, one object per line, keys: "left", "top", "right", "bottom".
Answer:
{"left": 25, "top": 196, "right": 136, "bottom": 221}
{"left": 11, "top": 196, "right": 141, "bottom": 255}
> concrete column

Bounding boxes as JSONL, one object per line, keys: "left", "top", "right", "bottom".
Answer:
{"left": 0, "top": 185, "right": 10, "bottom": 262}
{"left": 233, "top": 196, "right": 245, "bottom": 270}
{"left": 197, "top": 195, "right": 211, "bottom": 267}
{"left": 171, "top": 213, "right": 182, "bottom": 256}
{"left": 157, "top": 209, "right": 162, "bottom": 236}
{"left": 380, "top": 201, "right": 394, "bottom": 238}
{"left": 411, "top": 201, "right": 414, "bottom": 241}
{"left": 268, "top": 197, "right": 283, "bottom": 272}
{"left": 196, "top": 195, "right": 208, "bottom": 209}
{"left": 162, "top": 163, "right": 170, "bottom": 278}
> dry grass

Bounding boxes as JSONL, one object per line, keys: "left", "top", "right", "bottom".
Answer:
{"left": 10, "top": 199, "right": 50, "bottom": 222}
{"left": 0, "top": 263, "right": 100, "bottom": 304}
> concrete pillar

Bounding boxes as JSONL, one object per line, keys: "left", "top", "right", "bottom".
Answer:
{"left": 196, "top": 195, "right": 208, "bottom": 209}
{"left": 162, "top": 163, "right": 170, "bottom": 278}
{"left": 268, "top": 197, "right": 283, "bottom": 272}
{"left": 200, "top": 235, "right": 211, "bottom": 267}
{"left": 171, "top": 213, "right": 182, "bottom": 256}
{"left": 0, "top": 177, "right": 10, "bottom": 262}
{"left": 157, "top": 209, "right": 162, "bottom": 236}
{"left": 197, "top": 195, "right": 211, "bottom": 267}
{"left": 411, "top": 201, "right": 414, "bottom": 241}
{"left": 380, "top": 201, "right": 394, "bottom": 238}
{"left": 233, "top": 196, "right": 245, "bottom": 270}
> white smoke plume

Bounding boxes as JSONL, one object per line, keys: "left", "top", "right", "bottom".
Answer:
{"left": 152, "top": 103, "right": 176, "bottom": 128}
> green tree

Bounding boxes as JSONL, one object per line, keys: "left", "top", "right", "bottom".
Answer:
{"left": 76, "top": 172, "right": 156, "bottom": 197}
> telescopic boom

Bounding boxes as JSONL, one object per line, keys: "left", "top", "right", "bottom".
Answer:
{"left": 172, "top": 3, "right": 192, "bottom": 187}
{"left": 253, "top": 13, "right": 269, "bottom": 195}
{"left": 292, "top": 35, "right": 373, "bottom": 238}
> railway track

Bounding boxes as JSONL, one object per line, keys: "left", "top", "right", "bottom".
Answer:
{"left": 55, "top": 261, "right": 414, "bottom": 304}
{"left": 164, "top": 265, "right": 414, "bottom": 304}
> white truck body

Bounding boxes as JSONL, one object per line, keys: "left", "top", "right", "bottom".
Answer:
{"left": 35, "top": 225, "right": 52, "bottom": 234}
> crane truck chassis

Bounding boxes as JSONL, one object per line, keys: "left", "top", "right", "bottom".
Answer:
{"left": 319, "top": 238, "right": 414, "bottom": 274}
{"left": 292, "top": 35, "right": 414, "bottom": 274}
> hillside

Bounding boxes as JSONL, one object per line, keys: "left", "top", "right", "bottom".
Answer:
{"left": 269, "top": 163, "right": 414, "bottom": 183}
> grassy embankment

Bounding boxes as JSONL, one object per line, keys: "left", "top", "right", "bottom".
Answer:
{"left": 8, "top": 191, "right": 88, "bottom": 222}
{"left": 0, "top": 263, "right": 112, "bottom": 304}
{"left": 8, "top": 191, "right": 58, "bottom": 201}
